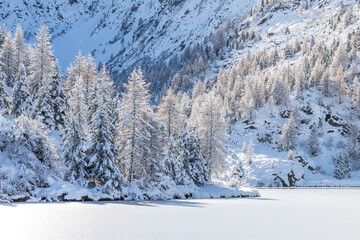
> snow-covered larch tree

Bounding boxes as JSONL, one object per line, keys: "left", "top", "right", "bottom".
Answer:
{"left": 28, "top": 24, "right": 55, "bottom": 95}
{"left": 0, "top": 31, "right": 15, "bottom": 87}
{"left": 70, "top": 76, "right": 87, "bottom": 129}
{"left": 157, "top": 87, "right": 184, "bottom": 138}
{"left": 117, "top": 68, "right": 155, "bottom": 182}
{"left": 196, "top": 91, "right": 228, "bottom": 180}
{"left": 13, "top": 25, "right": 26, "bottom": 76}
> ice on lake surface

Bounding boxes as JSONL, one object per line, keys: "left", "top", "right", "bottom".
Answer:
{"left": 1, "top": 189, "right": 360, "bottom": 240}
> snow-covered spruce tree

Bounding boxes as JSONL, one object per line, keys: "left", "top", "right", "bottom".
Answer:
{"left": 28, "top": 24, "right": 55, "bottom": 95}
{"left": 308, "top": 124, "right": 321, "bottom": 156}
{"left": 62, "top": 115, "right": 88, "bottom": 187}
{"left": 33, "top": 77, "right": 55, "bottom": 130}
{"left": 117, "top": 68, "right": 154, "bottom": 182}
{"left": 320, "top": 68, "right": 331, "bottom": 97}
{"left": 11, "top": 63, "right": 32, "bottom": 116}
{"left": 176, "top": 127, "right": 208, "bottom": 186}
{"left": 0, "top": 31, "right": 15, "bottom": 87}
{"left": 0, "top": 25, "right": 5, "bottom": 47}
{"left": 350, "top": 77, "right": 360, "bottom": 117}
{"left": 277, "top": 114, "right": 298, "bottom": 152}
{"left": 346, "top": 124, "right": 360, "bottom": 171}
{"left": 88, "top": 65, "right": 113, "bottom": 126}
{"left": 230, "top": 160, "right": 245, "bottom": 187}
{"left": 0, "top": 70, "right": 10, "bottom": 112}
{"left": 333, "top": 151, "right": 351, "bottom": 180}
{"left": 86, "top": 76, "right": 122, "bottom": 194}
{"left": 49, "top": 61, "right": 67, "bottom": 130}
{"left": 13, "top": 113, "right": 59, "bottom": 174}
{"left": 271, "top": 76, "right": 289, "bottom": 106}
{"left": 157, "top": 87, "right": 188, "bottom": 185}
{"left": 163, "top": 133, "right": 189, "bottom": 185}
{"left": 0, "top": 115, "right": 56, "bottom": 201}
{"left": 143, "top": 116, "right": 168, "bottom": 185}
{"left": 246, "top": 139, "right": 254, "bottom": 165}
{"left": 196, "top": 91, "right": 228, "bottom": 180}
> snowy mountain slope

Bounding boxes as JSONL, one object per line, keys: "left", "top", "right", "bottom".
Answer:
{"left": 212, "top": 0, "right": 360, "bottom": 187}
{"left": 0, "top": 0, "right": 257, "bottom": 72}
{"left": 225, "top": 88, "right": 360, "bottom": 187}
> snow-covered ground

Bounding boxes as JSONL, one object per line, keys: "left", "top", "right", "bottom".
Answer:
{"left": 1, "top": 189, "right": 359, "bottom": 240}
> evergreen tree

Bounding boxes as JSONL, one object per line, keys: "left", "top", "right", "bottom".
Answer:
{"left": 350, "top": 76, "right": 360, "bottom": 117}
{"left": 231, "top": 160, "right": 245, "bottom": 187}
{"left": 333, "top": 151, "right": 351, "bottom": 179}
{"left": 176, "top": 127, "right": 208, "bottom": 186}
{"left": 144, "top": 116, "right": 167, "bottom": 184}
{"left": 308, "top": 124, "right": 321, "bottom": 156}
{"left": 271, "top": 77, "right": 289, "bottom": 106}
{"left": 33, "top": 78, "right": 55, "bottom": 130}
{"left": 346, "top": 124, "right": 360, "bottom": 171}
{"left": 247, "top": 139, "right": 254, "bottom": 165}
{"left": 164, "top": 134, "right": 189, "bottom": 185}
{"left": 62, "top": 115, "right": 87, "bottom": 187}
{"left": 0, "top": 70, "right": 10, "bottom": 112}
{"left": 277, "top": 114, "right": 298, "bottom": 152}
{"left": 87, "top": 78, "right": 122, "bottom": 194}
{"left": 11, "top": 64, "right": 32, "bottom": 116}
{"left": 320, "top": 69, "right": 331, "bottom": 96}
{"left": 49, "top": 61, "right": 66, "bottom": 130}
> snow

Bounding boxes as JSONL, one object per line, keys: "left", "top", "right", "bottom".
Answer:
{"left": 0, "top": 0, "right": 258, "bottom": 69}
{"left": 28, "top": 181, "right": 259, "bottom": 202}
{"left": 1, "top": 189, "right": 359, "bottom": 240}
{"left": 225, "top": 88, "right": 360, "bottom": 187}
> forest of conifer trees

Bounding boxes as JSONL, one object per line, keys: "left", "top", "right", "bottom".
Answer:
{"left": 2, "top": 0, "right": 360, "bottom": 201}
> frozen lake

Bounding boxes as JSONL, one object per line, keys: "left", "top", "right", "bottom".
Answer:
{"left": 1, "top": 189, "right": 360, "bottom": 240}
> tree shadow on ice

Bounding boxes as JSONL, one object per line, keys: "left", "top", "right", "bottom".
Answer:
{"left": 0, "top": 200, "right": 206, "bottom": 208}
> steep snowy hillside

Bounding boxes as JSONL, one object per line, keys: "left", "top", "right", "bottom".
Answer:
{"left": 0, "top": 0, "right": 257, "bottom": 78}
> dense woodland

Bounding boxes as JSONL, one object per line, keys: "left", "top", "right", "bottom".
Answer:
{"left": 1, "top": 0, "right": 360, "bottom": 200}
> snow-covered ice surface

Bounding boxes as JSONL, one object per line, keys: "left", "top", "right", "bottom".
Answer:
{"left": 1, "top": 189, "right": 360, "bottom": 240}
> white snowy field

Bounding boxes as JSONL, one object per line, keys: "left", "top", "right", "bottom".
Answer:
{"left": 1, "top": 189, "right": 360, "bottom": 240}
